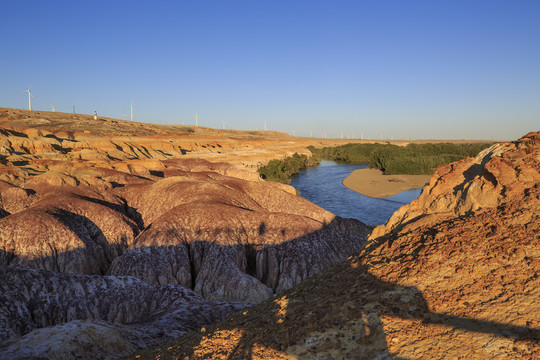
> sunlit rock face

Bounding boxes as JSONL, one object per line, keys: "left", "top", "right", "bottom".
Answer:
{"left": 1, "top": 158, "right": 369, "bottom": 303}
{"left": 132, "top": 133, "right": 540, "bottom": 360}
{"left": 371, "top": 131, "right": 540, "bottom": 239}
{"left": 0, "top": 108, "right": 371, "bottom": 359}
{"left": 0, "top": 184, "right": 140, "bottom": 275}
{"left": 110, "top": 170, "right": 369, "bottom": 303}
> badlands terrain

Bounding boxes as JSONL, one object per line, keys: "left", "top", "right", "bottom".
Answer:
{"left": 135, "top": 131, "right": 539, "bottom": 359}
{"left": 0, "top": 107, "right": 370, "bottom": 358}
{"left": 0, "top": 107, "right": 538, "bottom": 359}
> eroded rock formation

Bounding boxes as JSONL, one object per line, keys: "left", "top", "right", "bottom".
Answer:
{"left": 133, "top": 132, "right": 539, "bottom": 360}
{"left": 0, "top": 108, "right": 371, "bottom": 359}
{"left": 0, "top": 267, "right": 241, "bottom": 359}
{"left": 1, "top": 162, "right": 368, "bottom": 303}
{"left": 371, "top": 131, "right": 540, "bottom": 238}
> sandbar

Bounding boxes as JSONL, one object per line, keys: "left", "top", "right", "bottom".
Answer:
{"left": 343, "top": 168, "right": 431, "bottom": 198}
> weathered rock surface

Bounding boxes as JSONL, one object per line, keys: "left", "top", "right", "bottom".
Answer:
{"left": 1, "top": 320, "right": 140, "bottom": 360}
{"left": 0, "top": 267, "right": 241, "bottom": 359}
{"left": 133, "top": 132, "right": 539, "bottom": 360}
{"left": 0, "top": 108, "right": 372, "bottom": 359}
{"left": 110, "top": 172, "right": 368, "bottom": 303}
{"left": 0, "top": 187, "right": 139, "bottom": 274}
{"left": 371, "top": 131, "right": 540, "bottom": 238}
{"left": 1, "top": 160, "right": 369, "bottom": 303}
{"left": 0, "top": 106, "right": 330, "bottom": 185}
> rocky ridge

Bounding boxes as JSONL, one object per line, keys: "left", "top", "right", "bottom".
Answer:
{"left": 133, "top": 132, "right": 540, "bottom": 359}
{"left": 0, "top": 108, "right": 370, "bottom": 358}
{"left": 371, "top": 131, "right": 539, "bottom": 238}
{"left": 0, "top": 106, "right": 352, "bottom": 182}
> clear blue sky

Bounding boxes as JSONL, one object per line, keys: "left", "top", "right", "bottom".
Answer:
{"left": 1, "top": 1, "right": 539, "bottom": 140}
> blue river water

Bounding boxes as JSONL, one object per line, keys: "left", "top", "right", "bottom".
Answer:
{"left": 289, "top": 160, "right": 422, "bottom": 226}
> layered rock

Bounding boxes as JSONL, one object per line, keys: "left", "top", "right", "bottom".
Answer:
{"left": 0, "top": 146, "right": 370, "bottom": 359}
{"left": 111, "top": 172, "right": 368, "bottom": 303}
{"left": 0, "top": 267, "right": 241, "bottom": 359}
{"left": 371, "top": 131, "right": 540, "bottom": 238}
{"left": 0, "top": 106, "right": 322, "bottom": 186}
{"left": 1, "top": 156, "right": 369, "bottom": 304}
{"left": 0, "top": 186, "right": 140, "bottom": 274}
{"left": 133, "top": 132, "right": 540, "bottom": 360}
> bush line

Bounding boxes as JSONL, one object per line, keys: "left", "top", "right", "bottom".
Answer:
{"left": 308, "top": 142, "right": 494, "bottom": 175}
{"left": 258, "top": 142, "right": 494, "bottom": 183}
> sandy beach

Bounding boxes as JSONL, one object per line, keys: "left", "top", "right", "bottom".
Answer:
{"left": 343, "top": 168, "right": 431, "bottom": 198}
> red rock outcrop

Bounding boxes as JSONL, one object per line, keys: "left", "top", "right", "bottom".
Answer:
{"left": 371, "top": 131, "right": 540, "bottom": 238}
{"left": 133, "top": 132, "right": 539, "bottom": 360}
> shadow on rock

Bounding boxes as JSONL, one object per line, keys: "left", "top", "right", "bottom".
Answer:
{"left": 135, "top": 261, "right": 539, "bottom": 360}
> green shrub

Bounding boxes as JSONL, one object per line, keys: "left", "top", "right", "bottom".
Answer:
{"left": 260, "top": 142, "right": 494, "bottom": 182}
{"left": 311, "top": 142, "right": 494, "bottom": 175}
{"left": 258, "top": 152, "right": 320, "bottom": 184}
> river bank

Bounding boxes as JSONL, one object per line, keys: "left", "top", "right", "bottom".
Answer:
{"left": 289, "top": 161, "right": 423, "bottom": 226}
{"left": 343, "top": 168, "right": 431, "bottom": 198}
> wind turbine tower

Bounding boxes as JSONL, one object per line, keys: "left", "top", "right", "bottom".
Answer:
{"left": 264, "top": 120, "right": 267, "bottom": 131}
{"left": 195, "top": 113, "right": 198, "bottom": 127}
{"left": 128, "top": 100, "right": 134, "bottom": 121}
{"left": 18, "top": 85, "right": 34, "bottom": 111}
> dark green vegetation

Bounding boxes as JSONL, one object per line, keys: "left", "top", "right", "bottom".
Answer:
{"left": 258, "top": 152, "right": 320, "bottom": 184}
{"left": 309, "top": 142, "right": 494, "bottom": 175}
{"left": 258, "top": 143, "right": 494, "bottom": 184}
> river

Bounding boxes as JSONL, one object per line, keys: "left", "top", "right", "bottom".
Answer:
{"left": 289, "top": 160, "right": 422, "bottom": 226}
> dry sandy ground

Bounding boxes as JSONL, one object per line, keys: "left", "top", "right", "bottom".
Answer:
{"left": 343, "top": 168, "right": 431, "bottom": 197}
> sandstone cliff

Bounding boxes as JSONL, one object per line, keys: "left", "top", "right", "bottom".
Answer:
{"left": 133, "top": 132, "right": 539, "bottom": 359}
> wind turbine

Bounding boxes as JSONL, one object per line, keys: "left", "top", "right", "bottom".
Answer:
{"left": 17, "top": 84, "right": 34, "bottom": 111}
{"left": 128, "top": 99, "right": 135, "bottom": 121}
